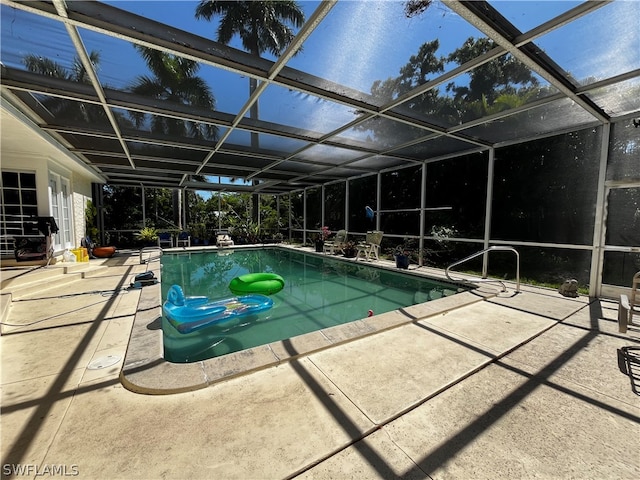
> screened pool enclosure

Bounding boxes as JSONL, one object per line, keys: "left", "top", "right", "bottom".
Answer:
{"left": 0, "top": 0, "right": 638, "bottom": 298}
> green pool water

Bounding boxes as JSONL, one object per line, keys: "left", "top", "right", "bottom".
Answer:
{"left": 161, "top": 248, "right": 464, "bottom": 363}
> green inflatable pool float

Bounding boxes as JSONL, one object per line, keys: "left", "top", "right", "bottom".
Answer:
{"left": 229, "top": 272, "right": 285, "bottom": 296}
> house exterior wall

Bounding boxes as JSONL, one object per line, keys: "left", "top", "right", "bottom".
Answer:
{"left": 71, "top": 173, "right": 92, "bottom": 248}
{"left": 1, "top": 106, "right": 104, "bottom": 258}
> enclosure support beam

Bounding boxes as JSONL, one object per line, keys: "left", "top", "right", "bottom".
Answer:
{"left": 345, "top": 180, "right": 350, "bottom": 234}
{"left": 303, "top": 187, "right": 308, "bottom": 245}
{"left": 321, "top": 185, "right": 325, "bottom": 232}
{"left": 141, "top": 184, "right": 146, "bottom": 228}
{"left": 376, "top": 173, "right": 382, "bottom": 232}
{"left": 218, "top": 193, "right": 222, "bottom": 232}
{"left": 419, "top": 163, "right": 427, "bottom": 267}
{"left": 288, "top": 194, "right": 292, "bottom": 243}
{"left": 590, "top": 123, "right": 611, "bottom": 297}
{"left": 482, "top": 149, "right": 496, "bottom": 277}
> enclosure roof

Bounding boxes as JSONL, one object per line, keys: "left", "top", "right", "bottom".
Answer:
{"left": 1, "top": 0, "right": 639, "bottom": 194}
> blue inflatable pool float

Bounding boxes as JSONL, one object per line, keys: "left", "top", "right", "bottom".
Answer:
{"left": 163, "top": 285, "right": 273, "bottom": 334}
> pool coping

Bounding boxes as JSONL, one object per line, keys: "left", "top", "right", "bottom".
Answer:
{"left": 120, "top": 245, "right": 498, "bottom": 395}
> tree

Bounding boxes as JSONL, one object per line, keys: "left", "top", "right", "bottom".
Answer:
{"left": 359, "top": 33, "right": 545, "bottom": 144}
{"left": 444, "top": 37, "right": 541, "bottom": 123}
{"left": 358, "top": 40, "right": 447, "bottom": 147}
{"left": 128, "top": 46, "right": 219, "bottom": 229}
{"left": 102, "top": 185, "right": 144, "bottom": 232}
{"left": 194, "top": 0, "right": 305, "bottom": 134}
{"left": 102, "top": 185, "right": 174, "bottom": 231}
{"left": 195, "top": 1, "right": 305, "bottom": 57}
{"left": 23, "top": 51, "right": 110, "bottom": 125}
{"left": 195, "top": 1, "right": 305, "bottom": 219}
{"left": 447, "top": 37, "right": 538, "bottom": 103}
{"left": 24, "top": 52, "right": 96, "bottom": 82}
{"left": 128, "top": 46, "right": 218, "bottom": 140}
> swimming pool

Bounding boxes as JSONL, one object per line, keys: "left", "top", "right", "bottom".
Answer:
{"left": 160, "top": 248, "right": 465, "bottom": 362}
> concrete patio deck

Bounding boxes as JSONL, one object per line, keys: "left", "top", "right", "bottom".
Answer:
{"left": 1, "top": 247, "right": 639, "bottom": 479}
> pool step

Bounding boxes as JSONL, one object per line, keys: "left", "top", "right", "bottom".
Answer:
{"left": 0, "top": 292, "right": 11, "bottom": 330}
{"left": 0, "top": 262, "right": 109, "bottom": 333}
{"left": 0, "top": 251, "right": 147, "bottom": 333}
{"left": 0, "top": 262, "right": 109, "bottom": 302}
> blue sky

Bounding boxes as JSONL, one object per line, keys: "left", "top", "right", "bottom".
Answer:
{"left": 4, "top": 1, "right": 636, "bottom": 105}
{"left": 0, "top": 2, "right": 529, "bottom": 88}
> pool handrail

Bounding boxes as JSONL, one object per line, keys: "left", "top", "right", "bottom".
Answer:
{"left": 140, "top": 245, "right": 163, "bottom": 264}
{"left": 446, "top": 246, "right": 520, "bottom": 293}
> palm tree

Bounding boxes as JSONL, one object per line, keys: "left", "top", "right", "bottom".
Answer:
{"left": 23, "top": 51, "right": 108, "bottom": 124}
{"left": 128, "top": 45, "right": 218, "bottom": 140}
{"left": 129, "top": 46, "right": 219, "bottom": 228}
{"left": 195, "top": 1, "right": 305, "bottom": 220}
{"left": 195, "top": 0, "right": 304, "bottom": 125}
{"left": 195, "top": 1, "right": 305, "bottom": 55}
{"left": 24, "top": 51, "right": 98, "bottom": 83}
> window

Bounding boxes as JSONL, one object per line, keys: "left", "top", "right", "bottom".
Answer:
{"left": 0, "top": 171, "right": 38, "bottom": 256}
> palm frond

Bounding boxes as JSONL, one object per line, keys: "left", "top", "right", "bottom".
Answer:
{"left": 23, "top": 55, "right": 70, "bottom": 79}
{"left": 197, "top": 1, "right": 305, "bottom": 57}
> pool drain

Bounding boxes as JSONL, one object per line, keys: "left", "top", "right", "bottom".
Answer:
{"left": 87, "top": 355, "right": 121, "bottom": 370}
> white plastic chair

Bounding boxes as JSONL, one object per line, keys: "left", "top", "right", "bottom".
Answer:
{"left": 356, "top": 231, "right": 383, "bottom": 262}
{"left": 323, "top": 230, "right": 347, "bottom": 255}
{"left": 216, "top": 231, "right": 234, "bottom": 247}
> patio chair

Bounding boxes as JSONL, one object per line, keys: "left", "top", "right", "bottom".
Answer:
{"left": 631, "top": 271, "right": 640, "bottom": 323}
{"left": 323, "top": 229, "right": 347, "bottom": 255}
{"left": 618, "top": 271, "right": 640, "bottom": 333}
{"left": 356, "top": 231, "right": 383, "bottom": 262}
{"left": 157, "top": 231, "right": 173, "bottom": 248}
{"left": 216, "top": 231, "right": 234, "bottom": 247}
{"left": 176, "top": 231, "right": 191, "bottom": 248}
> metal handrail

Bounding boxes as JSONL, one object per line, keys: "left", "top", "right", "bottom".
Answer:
{"left": 446, "top": 246, "right": 520, "bottom": 293}
{"left": 139, "top": 245, "right": 163, "bottom": 264}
